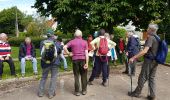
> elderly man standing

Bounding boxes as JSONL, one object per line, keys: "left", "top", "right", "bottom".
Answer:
{"left": 19, "top": 37, "right": 38, "bottom": 77}
{"left": 64, "top": 29, "right": 89, "bottom": 96}
{"left": 128, "top": 23, "right": 159, "bottom": 100}
{"left": 123, "top": 30, "right": 140, "bottom": 75}
{"left": 0, "top": 33, "right": 16, "bottom": 80}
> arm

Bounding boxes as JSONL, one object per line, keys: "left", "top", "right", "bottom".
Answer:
{"left": 32, "top": 44, "right": 36, "bottom": 57}
{"left": 84, "top": 50, "right": 89, "bottom": 69}
{"left": 129, "top": 47, "right": 149, "bottom": 63}
{"left": 63, "top": 45, "right": 72, "bottom": 56}
{"left": 90, "top": 38, "right": 98, "bottom": 50}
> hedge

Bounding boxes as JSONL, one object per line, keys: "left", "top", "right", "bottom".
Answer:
{"left": 8, "top": 37, "right": 45, "bottom": 48}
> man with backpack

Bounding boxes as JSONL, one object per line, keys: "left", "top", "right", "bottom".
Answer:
{"left": 38, "top": 30, "right": 62, "bottom": 99}
{"left": 88, "top": 29, "right": 116, "bottom": 87}
{"left": 123, "top": 30, "right": 140, "bottom": 75}
{"left": 128, "top": 23, "right": 160, "bottom": 100}
{"left": 63, "top": 29, "right": 89, "bottom": 96}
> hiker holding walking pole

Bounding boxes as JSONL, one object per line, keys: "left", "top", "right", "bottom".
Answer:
{"left": 128, "top": 23, "right": 160, "bottom": 100}
{"left": 123, "top": 28, "right": 140, "bottom": 76}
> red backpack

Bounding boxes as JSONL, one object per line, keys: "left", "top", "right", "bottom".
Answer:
{"left": 98, "top": 37, "right": 109, "bottom": 55}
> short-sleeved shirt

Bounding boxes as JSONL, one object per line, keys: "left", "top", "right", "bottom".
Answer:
{"left": 144, "top": 35, "right": 159, "bottom": 58}
{"left": 90, "top": 36, "right": 116, "bottom": 56}
{"left": 66, "top": 37, "right": 88, "bottom": 60}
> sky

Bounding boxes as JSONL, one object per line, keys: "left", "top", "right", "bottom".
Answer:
{"left": 0, "top": 0, "right": 37, "bottom": 15}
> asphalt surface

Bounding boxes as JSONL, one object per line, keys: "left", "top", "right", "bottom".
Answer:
{"left": 0, "top": 64, "right": 170, "bottom": 100}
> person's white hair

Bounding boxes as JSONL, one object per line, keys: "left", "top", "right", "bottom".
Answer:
{"left": 25, "top": 37, "right": 31, "bottom": 42}
{"left": 148, "top": 23, "right": 158, "bottom": 32}
{"left": 74, "top": 29, "right": 82, "bottom": 37}
{"left": 104, "top": 33, "right": 110, "bottom": 39}
{"left": 0, "top": 33, "right": 7, "bottom": 38}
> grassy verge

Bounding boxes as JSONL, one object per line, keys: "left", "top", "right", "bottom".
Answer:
{"left": 166, "top": 52, "right": 170, "bottom": 64}
{"left": 2, "top": 47, "right": 122, "bottom": 80}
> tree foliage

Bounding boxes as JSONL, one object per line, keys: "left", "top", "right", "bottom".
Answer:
{"left": 34, "top": 0, "right": 169, "bottom": 34}
{"left": 0, "top": 7, "right": 33, "bottom": 34}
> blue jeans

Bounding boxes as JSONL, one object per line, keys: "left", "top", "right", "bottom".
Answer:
{"left": 38, "top": 65, "right": 58, "bottom": 95}
{"left": 20, "top": 57, "right": 38, "bottom": 74}
{"left": 60, "top": 51, "right": 68, "bottom": 69}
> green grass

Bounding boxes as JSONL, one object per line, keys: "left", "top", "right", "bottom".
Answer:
{"left": 166, "top": 52, "right": 170, "bottom": 63}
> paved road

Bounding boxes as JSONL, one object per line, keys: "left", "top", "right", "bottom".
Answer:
{"left": 0, "top": 64, "right": 170, "bottom": 100}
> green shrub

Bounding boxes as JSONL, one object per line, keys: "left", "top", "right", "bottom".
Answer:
{"left": 113, "top": 27, "right": 126, "bottom": 42}
{"left": 8, "top": 37, "right": 44, "bottom": 48}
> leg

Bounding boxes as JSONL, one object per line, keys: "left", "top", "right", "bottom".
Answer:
{"left": 61, "top": 53, "right": 68, "bottom": 69}
{"left": 21, "top": 58, "right": 26, "bottom": 74}
{"left": 32, "top": 58, "right": 38, "bottom": 73}
{"left": 131, "top": 60, "right": 137, "bottom": 75}
{"left": 79, "top": 60, "right": 87, "bottom": 93}
{"left": 6, "top": 57, "right": 16, "bottom": 75}
{"left": 133, "top": 60, "right": 150, "bottom": 95}
{"left": 0, "top": 60, "right": 4, "bottom": 77}
{"left": 101, "top": 60, "right": 108, "bottom": 83}
{"left": 148, "top": 61, "right": 158, "bottom": 98}
{"left": 48, "top": 65, "right": 58, "bottom": 96}
{"left": 73, "top": 60, "right": 80, "bottom": 93}
{"left": 38, "top": 67, "right": 50, "bottom": 96}
{"left": 89, "top": 56, "right": 98, "bottom": 82}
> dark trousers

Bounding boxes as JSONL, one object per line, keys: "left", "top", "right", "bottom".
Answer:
{"left": 73, "top": 60, "right": 87, "bottom": 92}
{"left": 89, "top": 56, "right": 108, "bottom": 82}
{"left": 134, "top": 58, "right": 158, "bottom": 97}
{"left": 0, "top": 57, "right": 16, "bottom": 76}
{"left": 125, "top": 58, "right": 137, "bottom": 75}
{"left": 119, "top": 53, "right": 125, "bottom": 64}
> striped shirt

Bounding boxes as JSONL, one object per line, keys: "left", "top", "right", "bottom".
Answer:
{"left": 0, "top": 41, "right": 11, "bottom": 57}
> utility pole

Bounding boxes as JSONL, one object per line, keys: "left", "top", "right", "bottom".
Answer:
{"left": 15, "top": 7, "right": 19, "bottom": 37}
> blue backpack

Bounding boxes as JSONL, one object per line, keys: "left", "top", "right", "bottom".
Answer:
{"left": 154, "top": 35, "right": 168, "bottom": 64}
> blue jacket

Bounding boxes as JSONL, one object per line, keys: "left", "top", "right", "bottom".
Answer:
{"left": 19, "top": 42, "right": 36, "bottom": 61}
{"left": 127, "top": 36, "right": 140, "bottom": 58}
{"left": 40, "top": 38, "right": 62, "bottom": 68}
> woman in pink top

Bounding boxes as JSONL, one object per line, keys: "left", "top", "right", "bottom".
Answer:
{"left": 64, "top": 30, "right": 89, "bottom": 96}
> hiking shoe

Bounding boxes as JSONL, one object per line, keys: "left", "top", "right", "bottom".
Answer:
{"left": 34, "top": 72, "right": 38, "bottom": 75}
{"left": 147, "top": 95, "right": 156, "bottom": 100}
{"left": 48, "top": 93, "right": 56, "bottom": 99}
{"left": 21, "top": 74, "right": 25, "bottom": 78}
{"left": 101, "top": 82, "right": 107, "bottom": 87}
{"left": 128, "top": 91, "right": 140, "bottom": 98}
{"left": 74, "top": 92, "right": 81, "bottom": 96}
{"left": 38, "top": 92, "right": 44, "bottom": 97}
{"left": 88, "top": 81, "right": 93, "bottom": 85}
{"left": 64, "top": 68, "right": 68, "bottom": 71}
{"left": 82, "top": 91, "right": 87, "bottom": 95}
{"left": 122, "top": 71, "right": 128, "bottom": 74}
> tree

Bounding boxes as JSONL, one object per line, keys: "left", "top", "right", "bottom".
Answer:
{"left": 34, "top": 0, "right": 169, "bottom": 34}
{"left": 0, "top": 7, "right": 24, "bottom": 34}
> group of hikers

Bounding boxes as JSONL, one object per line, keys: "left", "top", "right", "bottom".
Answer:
{"left": 0, "top": 23, "right": 163, "bottom": 100}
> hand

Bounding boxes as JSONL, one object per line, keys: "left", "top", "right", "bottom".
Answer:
{"left": 5, "top": 56, "right": 9, "bottom": 60}
{"left": 69, "top": 53, "right": 73, "bottom": 57}
{"left": 0, "top": 57, "right": 4, "bottom": 61}
{"left": 83, "top": 64, "right": 88, "bottom": 69}
{"left": 126, "top": 52, "right": 128, "bottom": 56}
{"left": 129, "top": 57, "right": 135, "bottom": 63}
{"left": 120, "top": 51, "right": 122, "bottom": 54}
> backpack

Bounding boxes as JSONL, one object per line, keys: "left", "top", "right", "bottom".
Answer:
{"left": 135, "top": 37, "right": 141, "bottom": 51}
{"left": 153, "top": 35, "right": 168, "bottom": 64}
{"left": 98, "top": 37, "right": 109, "bottom": 55}
{"left": 41, "top": 40, "right": 57, "bottom": 64}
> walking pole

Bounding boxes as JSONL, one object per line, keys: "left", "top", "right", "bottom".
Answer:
{"left": 126, "top": 55, "right": 133, "bottom": 100}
